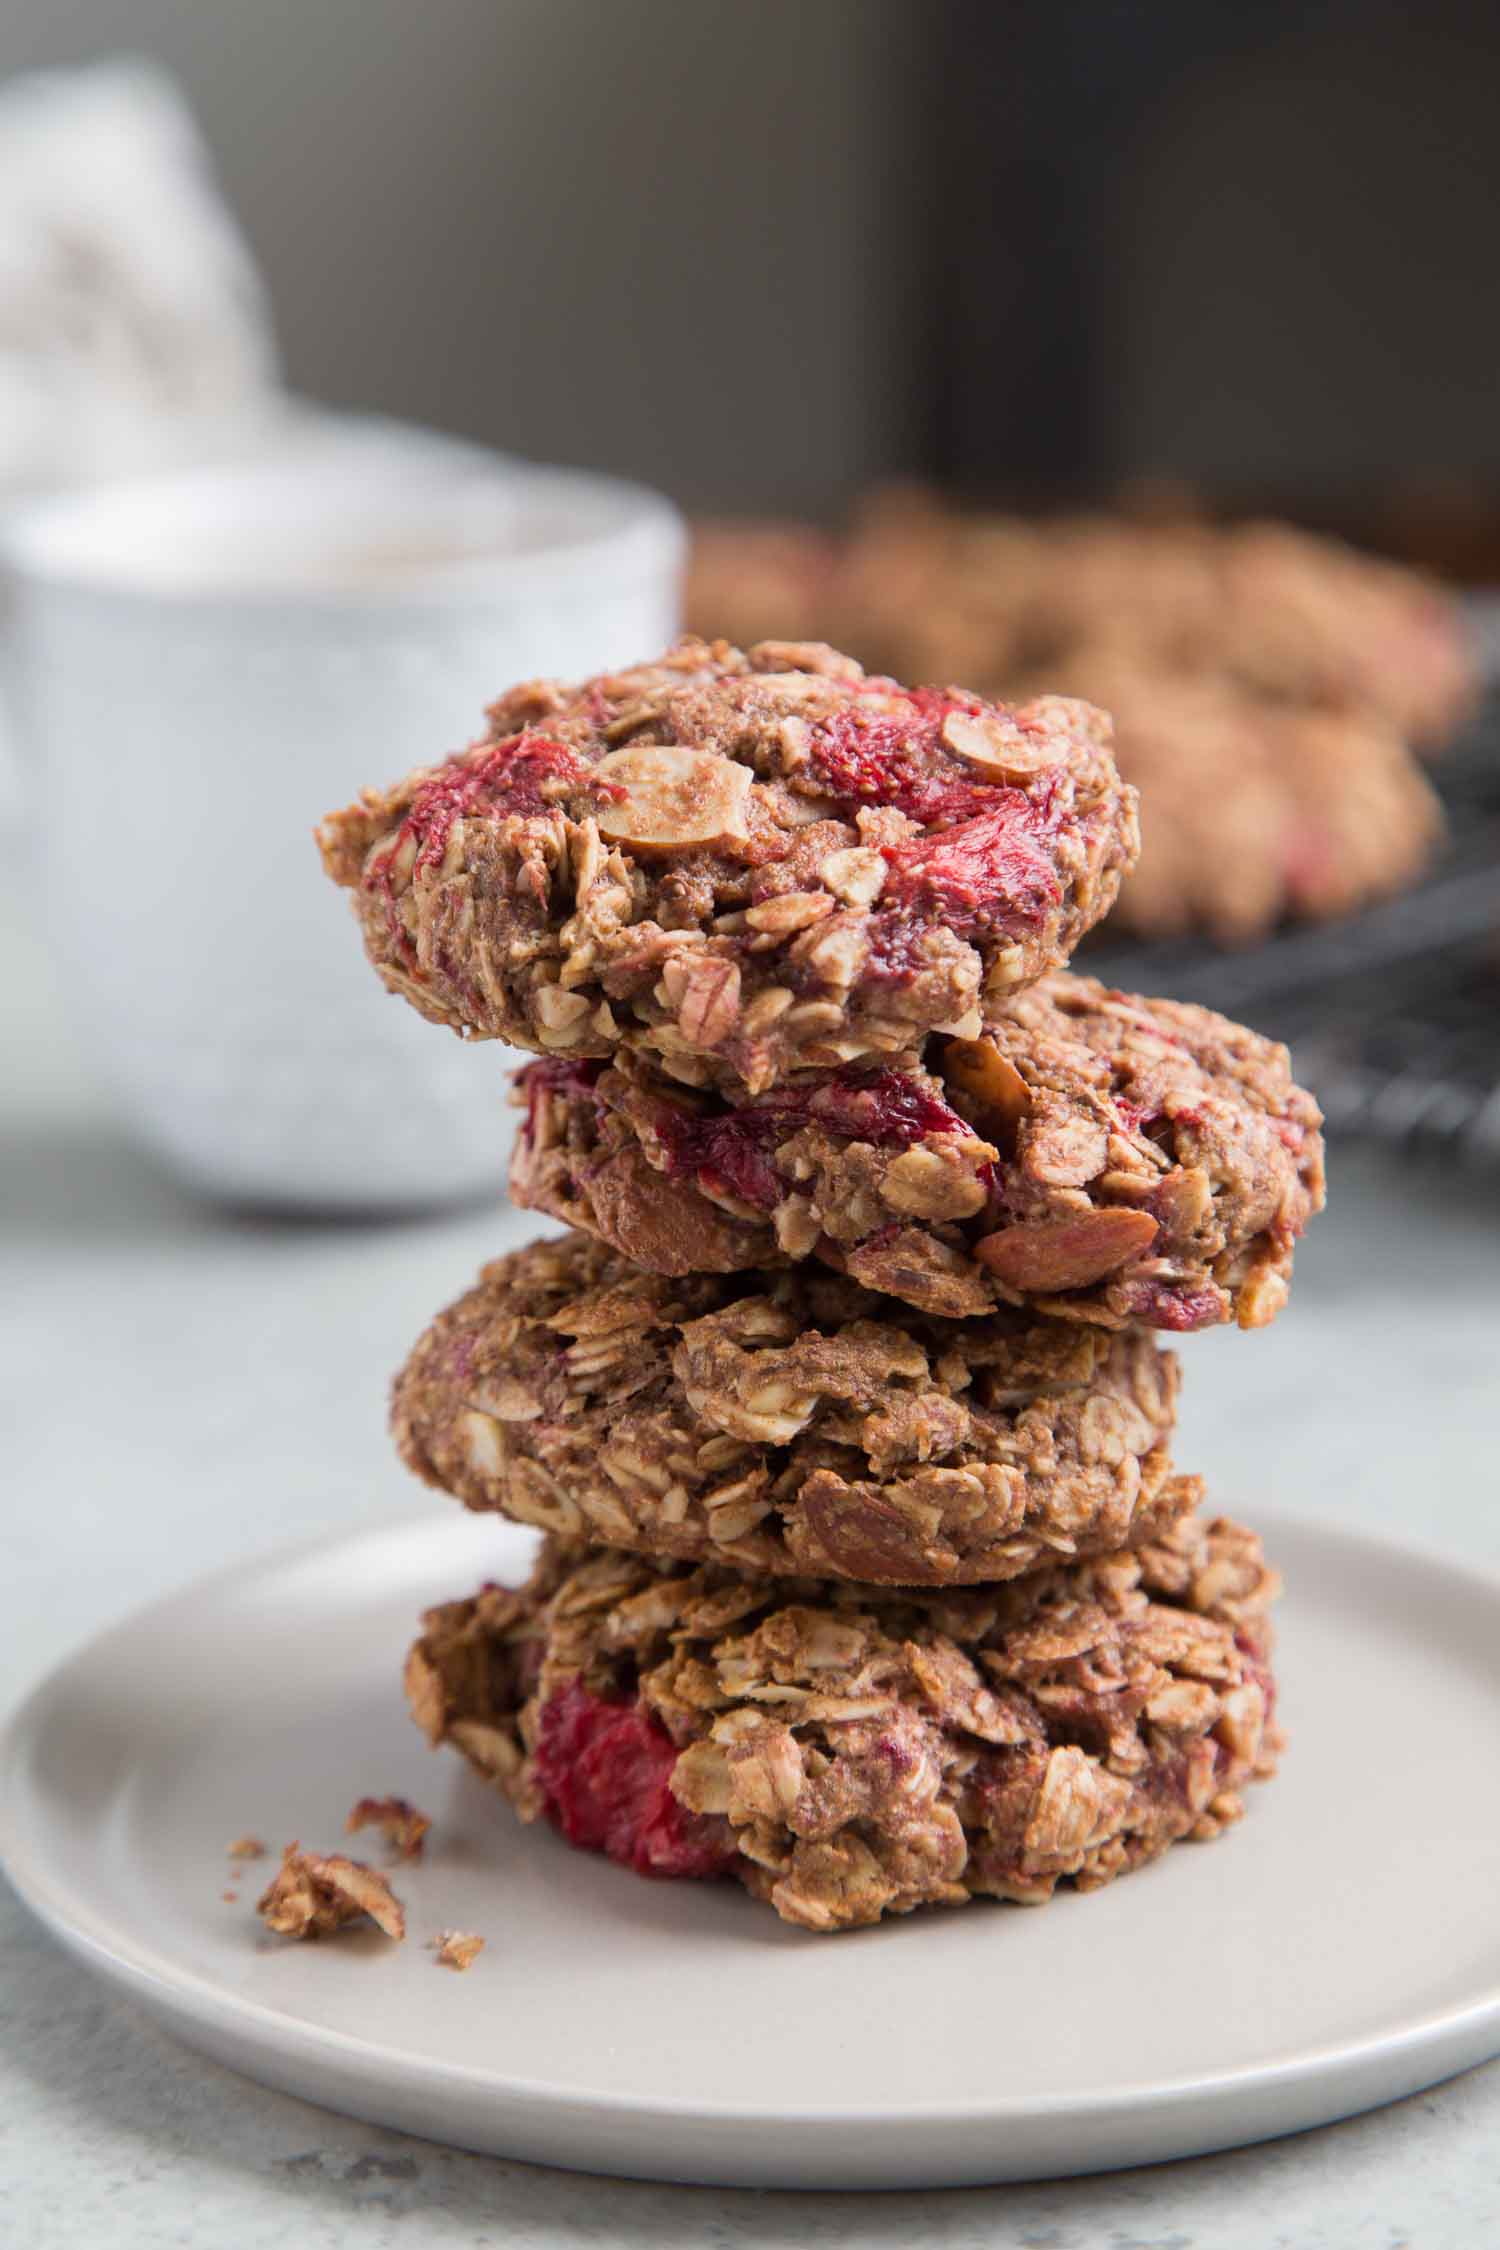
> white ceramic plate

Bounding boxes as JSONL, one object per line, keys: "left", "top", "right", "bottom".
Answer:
{"left": 3, "top": 1510, "right": 1498, "bottom": 2190}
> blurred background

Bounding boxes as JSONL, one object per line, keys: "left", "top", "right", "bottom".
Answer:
{"left": 3, "top": 0, "right": 1499, "bottom": 1203}
{"left": 5, "top": 0, "right": 1500, "bottom": 515}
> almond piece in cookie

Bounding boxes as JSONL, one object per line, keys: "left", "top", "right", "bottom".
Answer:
{"left": 973, "top": 1208, "right": 1161, "bottom": 1292}
{"left": 595, "top": 742, "right": 754, "bottom": 852}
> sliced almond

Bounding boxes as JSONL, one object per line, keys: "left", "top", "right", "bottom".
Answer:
{"left": 795, "top": 1476, "right": 936, "bottom": 1585}
{"left": 469, "top": 1374, "right": 543, "bottom": 1422}
{"left": 941, "top": 709, "right": 1063, "bottom": 781}
{"left": 458, "top": 1407, "right": 505, "bottom": 1477}
{"left": 676, "top": 955, "right": 741, "bottom": 1047}
{"left": 741, "top": 674, "right": 833, "bottom": 709}
{"left": 974, "top": 1207, "right": 1159, "bottom": 1292}
{"left": 775, "top": 715, "right": 813, "bottom": 768}
{"left": 819, "top": 845, "right": 887, "bottom": 908}
{"left": 943, "top": 1036, "right": 1033, "bottom": 1149}
{"left": 595, "top": 743, "right": 753, "bottom": 852}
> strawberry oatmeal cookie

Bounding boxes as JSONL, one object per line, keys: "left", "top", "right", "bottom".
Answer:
{"left": 317, "top": 639, "right": 1138, "bottom": 1096}
{"left": 509, "top": 971, "right": 1324, "bottom": 1333}
{"left": 404, "top": 1510, "right": 1280, "bottom": 1930}
{"left": 391, "top": 1232, "right": 1190, "bottom": 1587}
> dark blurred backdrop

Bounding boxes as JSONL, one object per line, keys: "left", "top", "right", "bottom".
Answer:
{"left": 4, "top": 0, "right": 1498, "bottom": 545}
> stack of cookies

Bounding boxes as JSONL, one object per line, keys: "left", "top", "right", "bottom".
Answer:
{"left": 318, "top": 636, "right": 1324, "bottom": 1933}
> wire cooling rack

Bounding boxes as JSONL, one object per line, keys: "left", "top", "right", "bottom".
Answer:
{"left": 1087, "top": 697, "right": 1500, "bottom": 1161}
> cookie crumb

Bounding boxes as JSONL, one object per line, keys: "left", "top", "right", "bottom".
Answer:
{"left": 256, "top": 1844, "right": 406, "bottom": 1941}
{"left": 227, "top": 1835, "right": 266, "bottom": 1860}
{"left": 428, "top": 1930, "right": 485, "bottom": 1972}
{"left": 345, "top": 1794, "right": 431, "bottom": 1860}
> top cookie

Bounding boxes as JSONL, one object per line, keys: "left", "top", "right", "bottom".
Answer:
{"left": 317, "top": 638, "right": 1138, "bottom": 1095}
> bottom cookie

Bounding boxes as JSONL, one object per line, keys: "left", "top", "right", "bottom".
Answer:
{"left": 405, "top": 1515, "right": 1280, "bottom": 1932}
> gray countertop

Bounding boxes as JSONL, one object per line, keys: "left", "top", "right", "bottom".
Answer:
{"left": 3, "top": 867, "right": 1499, "bottom": 2248}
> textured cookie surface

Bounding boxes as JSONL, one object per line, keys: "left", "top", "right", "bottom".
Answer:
{"left": 392, "top": 1231, "right": 1188, "bottom": 1586}
{"left": 405, "top": 1512, "right": 1280, "bottom": 1930}
{"left": 318, "top": 638, "right": 1138, "bottom": 1095}
{"left": 510, "top": 970, "right": 1324, "bottom": 1333}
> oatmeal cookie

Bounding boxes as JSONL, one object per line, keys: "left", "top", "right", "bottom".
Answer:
{"left": 404, "top": 1512, "right": 1280, "bottom": 1930}
{"left": 317, "top": 638, "right": 1138, "bottom": 1096}
{"left": 1025, "top": 654, "right": 1445, "bottom": 944}
{"left": 509, "top": 971, "right": 1324, "bottom": 1333}
{"left": 1214, "top": 521, "right": 1478, "bottom": 753}
{"left": 392, "top": 1231, "right": 1189, "bottom": 1586}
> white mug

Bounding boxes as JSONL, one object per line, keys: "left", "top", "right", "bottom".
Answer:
{"left": 4, "top": 416, "right": 683, "bottom": 1208}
